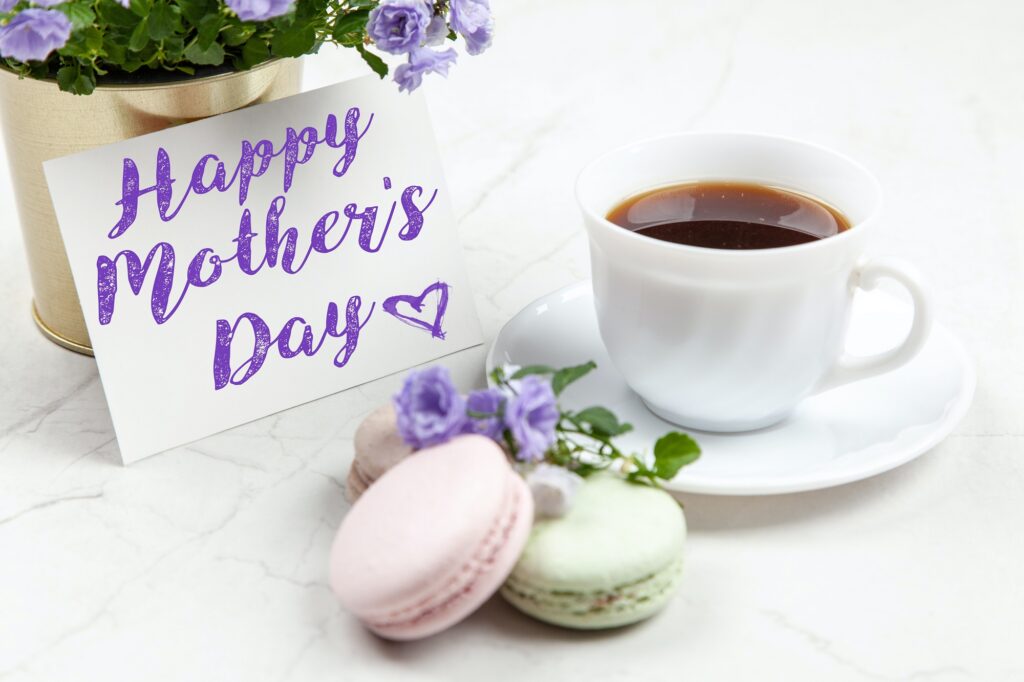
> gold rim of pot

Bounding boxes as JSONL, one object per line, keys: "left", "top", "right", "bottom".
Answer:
{"left": 0, "top": 57, "right": 288, "bottom": 92}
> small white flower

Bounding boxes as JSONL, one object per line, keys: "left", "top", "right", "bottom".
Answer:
{"left": 526, "top": 464, "right": 584, "bottom": 519}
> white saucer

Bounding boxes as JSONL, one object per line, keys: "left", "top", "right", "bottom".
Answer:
{"left": 487, "top": 281, "right": 974, "bottom": 495}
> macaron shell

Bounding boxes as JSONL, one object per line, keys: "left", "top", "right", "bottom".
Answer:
{"left": 369, "top": 472, "right": 533, "bottom": 640}
{"left": 502, "top": 555, "right": 684, "bottom": 629}
{"left": 345, "top": 465, "right": 369, "bottom": 502}
{"left": 330, "top": 435, "right": 532, "bottom": 638}
{"left": 501, "top": 474, "right": 686, "bottom": 629}
{"left": 346, "top": 404, "right": 413, "bottom": 501}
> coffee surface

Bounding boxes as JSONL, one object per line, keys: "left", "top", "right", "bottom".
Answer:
{"left": 607, "top": 181, "right": 850, "bottom": 249}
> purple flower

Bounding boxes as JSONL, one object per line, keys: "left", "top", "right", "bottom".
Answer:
{"left": 29, "top": 0, "right": 64, "bottom": 7}
{"left": 366, "top": 0, "right": 433, "bottom": 55}
{"left": 504, "top": 376, "right": 559, "bottom": 462}
{"left": 225, "top": 0, "right": 293, "bottom": 22}
{"left": 0, "top": 9, "right": 71, "bottom": 63}
{"left": 0, "top": 0, "right": 18, "bottom": 11}
{"left": 464, "top": 388, "right": 505, "bottom": 440}
{"left": 450, "top": 0, "right": 493, "bottom": 55}
{"left": 394, "top": 46, "right": 456, "bottom": 92}
{"left": 393, "top": 366, "right": 467, "bottom": 449}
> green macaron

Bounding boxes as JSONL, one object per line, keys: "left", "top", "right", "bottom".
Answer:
{"left": 501, "top": 473, "right": 686, "bottom": 629}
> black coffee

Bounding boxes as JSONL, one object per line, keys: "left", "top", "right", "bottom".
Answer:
{"left": 607, "top": 181, "right": 850, "bottom": 249}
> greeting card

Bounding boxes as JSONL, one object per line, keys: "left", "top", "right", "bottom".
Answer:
{"left": 44, "top": 76, "right": 482, "bottom": 464}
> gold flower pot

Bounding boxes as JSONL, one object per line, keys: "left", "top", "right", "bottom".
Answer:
{"left": 0, "top": 58, "right": 304, "bottom": 355}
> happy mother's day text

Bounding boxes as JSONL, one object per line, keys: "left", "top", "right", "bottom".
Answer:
{"left": 95, "top": 108, "right": 443, "bottom": 390}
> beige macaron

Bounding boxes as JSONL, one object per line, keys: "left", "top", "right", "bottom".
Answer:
{"left": 346, "top": 404, "right": 415, "bottom": 501}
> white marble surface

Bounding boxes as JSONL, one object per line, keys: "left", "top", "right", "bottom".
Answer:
{"left": 1, "top": 1, "right": 1023, "bottom": 679}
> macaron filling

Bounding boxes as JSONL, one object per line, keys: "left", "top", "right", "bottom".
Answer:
{"left": 363, "top": 474, "right": 526, "bottom": 634}
{"left": 501, "top": 554, "right": 684, "bottom": 625}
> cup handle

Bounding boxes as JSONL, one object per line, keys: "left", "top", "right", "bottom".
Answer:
{"left": 816, "top": 257, "right": 933, "bottom": 393}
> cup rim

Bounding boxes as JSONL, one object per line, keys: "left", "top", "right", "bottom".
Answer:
{"left": 575, "top": 130, "right": 883, "bottom": 258}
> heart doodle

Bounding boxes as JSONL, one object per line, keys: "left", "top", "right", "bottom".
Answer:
{"left": 382, "top": 281, "right": 450, "bottom": 340}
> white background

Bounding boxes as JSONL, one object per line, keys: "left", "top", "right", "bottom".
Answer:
{"left": 1, "top": 1, "right": 1022, "bottom": 680}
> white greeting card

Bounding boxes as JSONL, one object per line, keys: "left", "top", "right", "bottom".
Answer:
{"left": 44, "top": 76, "right": 482, "bottom": 464}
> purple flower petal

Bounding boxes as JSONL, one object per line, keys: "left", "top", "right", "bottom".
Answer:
{"left": 393, "top": 46, "right": 456, "bottom": 93}
{"left": 366, "top": 0, "right": 433, "bottom": 55}
{"left": 393, "top": 366, "right": 467, "bottom": 449}
{"left": 450, "top": 0, "right": 493, "bottom": 55}
{"left": 504, "top": 375, "right": 559, "bottom": 462}
{"left": 424, "top": 14, "right": 447, "bottom": 46}
{"left": 225, "top": 0, "right": 293, "bottom": 22}
{"left": 0, "top": 9, "right": 72, "bottom": 63}
{"left": 464, "top": 387, "right": 505, "bottom": 441}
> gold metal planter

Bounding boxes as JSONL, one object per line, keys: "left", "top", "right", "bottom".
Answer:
{"left": 0, "top": 58, "right": 304, "bottom": 355}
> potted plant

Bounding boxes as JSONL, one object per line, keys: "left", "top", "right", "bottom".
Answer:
{"left": 0, "top": 0, "right": 492, "bottom": 353}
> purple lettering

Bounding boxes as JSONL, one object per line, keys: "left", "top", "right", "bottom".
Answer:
{"left": 96, "top": 242, "right": 182, "bottom": 325}
{"left": 213, "top": 313, "right": 272, "bottom": 389}
{"left": 398, "top": 185, "right": 438, "bottom": 240}
{"left": 212, "top": 296, "right": 374, "bottom": 389}
{"left": 110, "top": 109, "right": 374, "bottom": 236}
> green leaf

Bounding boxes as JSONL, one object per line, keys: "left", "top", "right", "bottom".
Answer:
{"left": 96, "top": 2, "right": 139, "bottom": 28}
{"left": 77, "top": 70, "right": 97, "bottom": 95}
{"left": 294, "top": 0, "right": 326, "bottom": 21}
{"left": 239, "top": 36, "right": 269, "bottom": 68}
{"left": 177, "top": 0, "right": 218, "bottom": 25}
{"left": 346, "top": 0, "right": 377, "bottom": 7}
{"left": 82, "top": 27, "right": 104, "bottom": 52}
{"left": 162, "top": 33, "right": 184, "bottom": 61}
{"left": 128, "top": 18, "right": 149, "bottom": 51}
{"left": 103, "top": 39, "right": 126, "bottom": 64}
{"left": 332, "top": 9, "right": 369, "bottom": 45}
{"left": 127, "top": 0, "right": 149, "bottom": 16}
{"left": 510, "top": 365, "right": 555, "bottom": 380}
{"left": 59, "top": 4, "right": 97, "bottom": 31}
{"left": 356, "top": 43, "right": 387, "bottom": 78}
{"left": 147, "top": 2, "right": 179, "bottom": 41}
{"left": 55, "top": 65, "right": 78, "bottom": 92}
{"left": 55, "top": 64, "right": 96, "bottom": 95}
{"left": 271, "top": 23, "right": 316, "bottom": 58}
{"left": 120, "top": 56, "right": 144, "bottom": 72}
{"left": 222, "top": 22, "right": 256, "bottom": 46}
{"left": 183, "top": 40, "right": 224, "bottom": 65}
{"left": 196, "top": 14, "right": 224, "bottom": 50}
{"left": 58, "top": 26, "right": 104, "bottom": 57}
{"left": 574, "top": 406, "right": 632, "bottom": 437}
{"left": 552, "top": 361, "right": 597, "bottom": 395}
{"left": 129, "top": 0, "right": 151, "bottom": 17}
{"left": 652, "top": 432, "right": 701, "bottom": 481}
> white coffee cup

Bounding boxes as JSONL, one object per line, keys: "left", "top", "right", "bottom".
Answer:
{"left": 577, "top": 132, "right": 932, "bottom": 432}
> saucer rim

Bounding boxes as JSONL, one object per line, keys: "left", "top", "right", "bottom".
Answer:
{"left": 486, "top": 280, "right": 976, "bottom": 496}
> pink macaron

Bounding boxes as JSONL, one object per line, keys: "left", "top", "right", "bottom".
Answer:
{"left": 346, "top": 404, "right": 414, "bottom": 502}
{"left": 329, "top": 434, "right": 533, "bottom": 640}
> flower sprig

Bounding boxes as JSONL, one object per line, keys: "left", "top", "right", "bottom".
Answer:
{"left": 489, "top": 362, "right": 702, "bottom": 487}
{"left": 392, "top": 361, "right": 701, "bottom": 491}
